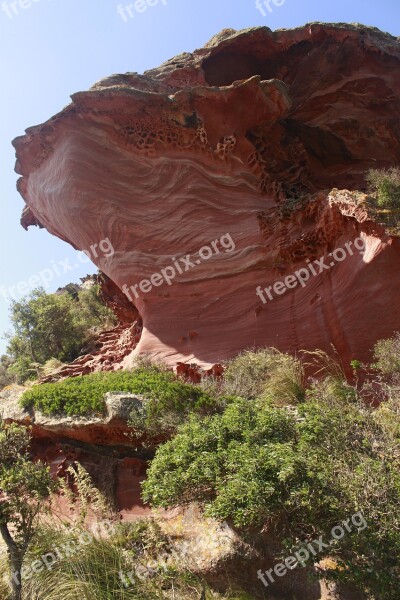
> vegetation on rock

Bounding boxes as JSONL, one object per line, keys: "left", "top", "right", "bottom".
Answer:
{"left": 367, "top": 166, "right": 400, "bottom": 209}
{"left": 20, "top": 367, "right": 220, "bottom": 430}
{"left": 11, "top": 518, "right": 254, "bottom": 600}
{"left": 366, "top": 166, "right": 400, "bottom": 234}
{"left": 143, "top": 345, "right": 400, "bottom": 600}
{"left": 2, "top": 282, "right": 400, "bottom": 599}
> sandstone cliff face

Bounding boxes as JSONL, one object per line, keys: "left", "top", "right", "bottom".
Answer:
{"left": 13, "top": 23, "right": 400, "bottom": 368}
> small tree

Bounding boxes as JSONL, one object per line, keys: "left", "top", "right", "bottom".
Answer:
{"left": 0, "top": 421, "right": 55, "bottom": 600}
{"left": 5, "top": 286, "right": 116, "bottom": 383}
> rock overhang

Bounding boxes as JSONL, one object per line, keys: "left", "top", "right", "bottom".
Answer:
{"left": 12, "top": 22, "right": 400, "bottom": 368}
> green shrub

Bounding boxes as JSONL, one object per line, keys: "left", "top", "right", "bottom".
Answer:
{"left": 373, "top": 332, "right": 400, "bottom": 376}
{"left": 0, "top": 354, "right": 15, "bottom": 389}
{"left": 366, "top": 166, "right": 400, "bottom": 209}
{"left": 20, "top": 368, "right": 219, "bottom": 428}
{"left": 222, "top": 348, "right": 305, "bottom": 403}
{"left": 143, "top": 390, "right": 400, "bottom": 599}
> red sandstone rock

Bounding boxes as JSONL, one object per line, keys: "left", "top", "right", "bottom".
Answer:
{"left": 1, "top": 386, "right": 152, "bottom": 516}
{"left": 12, "top": 23, "right": 400, "bottom": 369}
{"left": 41, "top": 274, "right": 143, "bottom": 382}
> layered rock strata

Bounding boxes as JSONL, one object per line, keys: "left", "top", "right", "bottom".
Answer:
{"left": 13, "top": 23, "right": 400, "bottom": 368}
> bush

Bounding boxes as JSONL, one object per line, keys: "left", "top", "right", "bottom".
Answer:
{"left": 222, "top": 349, "right": 305, "bottom": 403}
{"left": 5, "top": 521, "right": 256, "bottom": 600}
{"left": 142, "top": 400, "right": 305, "bottom": 526}
{"left": 20, "top": 367, "right": 220, "bottom": 429}
{"left": 143, "top": 389, "right": 400, "bottom": 599}
{"left": 4, "top": 356, "right": 37, "bottom": 385}
{"left": 144, "top": 400, "right": 302, "bottom": 526}
{"left": 373, "top": 331, "right": 400, "bottom": 376}
{"left": 366, "top": 166, "right": 400, "bottom": 209}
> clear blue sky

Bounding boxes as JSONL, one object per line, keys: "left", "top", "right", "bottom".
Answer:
{"left": 1, "top": 0, "right": 399, "bottom": 353}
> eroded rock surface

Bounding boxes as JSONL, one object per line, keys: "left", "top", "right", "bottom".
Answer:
{"left": 41, "top": 274, "right": 143, "bottom": 382}
{"left": 13, "top": 23, "right": 400, "bottom": 368}
{"left": 0, "top": 386, "right": 150, "bottom": 516}
{"left": 154, "top": 504, "right": 366, "bottom": 600}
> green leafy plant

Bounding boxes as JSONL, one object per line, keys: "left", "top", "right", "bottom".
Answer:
{"left": 143, "top": 383, "right": 400, "bottom": 599}
{"left": 20, "top": 368, "right": 221, "bottom": 434}
{"left": 5, "top": 285, "right": 116, "bottom": 384}
{"left": 366, "top": 166, "right": 400, "bottom": 209}
{"left": 0, "top": 421, "right": 55, "bottom": 600}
